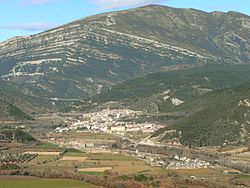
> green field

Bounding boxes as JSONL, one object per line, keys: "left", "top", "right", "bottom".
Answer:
{"left": 62, "top": 148, "right": 87, "bottom": 157}
{"left": 236, "top": 173, "right": 250, "bottom": 179}
{"left": 79, "top": 171, "right": 104, "bottom": 176}
{"left": 0, "top": 177, "right": 97, "bottom": 188}
{"left": 64, "top": 152, "right": 87, "bottom": 157}
{"left": 36, "top": 143, "right": 61, "bottom": 150}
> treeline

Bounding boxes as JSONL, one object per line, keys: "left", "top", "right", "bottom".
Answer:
{"left": 0, "top": 129, "right": 36, "bottom": 143}
{"left": 0, "top": 167, "right": 202, "bottom": 188}
{"left": 0, "top": 169, "right": 156, "bottom": 188}
{"left": 0, "top": 167, "right": 239, "bottom": 188}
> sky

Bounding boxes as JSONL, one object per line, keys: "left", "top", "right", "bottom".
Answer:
{"left": 0, "top": 0, "right": 250, "bottom": 41}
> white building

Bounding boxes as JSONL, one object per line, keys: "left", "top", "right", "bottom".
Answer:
{"left": 111, "top": 125, "right": 126, "bottom": 132}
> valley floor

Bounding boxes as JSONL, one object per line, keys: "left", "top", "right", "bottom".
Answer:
{"left": 1, "top": 112, "right": 250, "bottom": 187}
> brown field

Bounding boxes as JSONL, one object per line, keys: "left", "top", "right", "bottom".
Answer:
{"left": 85, "top": 149, "right": 113, "bottom": 154}
{"left": 78, "top": 167, "right": 112, "bottom": 172}
{"left": 27, "top": 150, "right": 162, "bottom": 175}
{"left": 0, "top": 176, "right": 37, "bottom": 181}
{"left": 28, "top": 155, "right": 59, "bottom": 165}
{"left": 86, "top": 153, "right": 135, "bottom": 161}
{"left": 50, "top": 131, "right": 117, "bottom": 140}
{"left": 174, "top": 168, "right": 227, "bottom": 178}
{"left": 25, "top": 151, "right": 61, "bottom": 155}
{"left": 234, "top": 151, "right": 250, "bottom": 157}
{"left": 3, "top": 144, "right": 247, "bottom": 188}
{"left": 59, "top": 156, "right": 87, "bottom": 162}
{"left": 21, "top": 147, "right": 239, "bottom": 185}
{"left": 100, "top": 160, "right": 151, "bottom": 174}
{"left": 231, "top": 151, "right": 250, "bottom": 162}
{"left": 222, "top": 147, "right": 248, "bottom": 154}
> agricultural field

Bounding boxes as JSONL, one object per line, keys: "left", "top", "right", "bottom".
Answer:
{"left": 2, "top": 145, "right": 250, "bottom": 187}
{"left": 28, "top": 154, "right": 59, "bottom": 165}
{"left": 25, "top": 151, "right": 61, "bottom": 155}
{"left": 81, "top": 153, "right": 153, "bottom": 174}
{"left": 232, "top": 151, "right": 250, "bottom": 161}
{"left": 78, "top": 167, "right": 112, "bottom": 173}
{"left": 59, "top": 156, "right": 87, "bottom": 162}
{"left": 24, "top": 149, "right": 166, "bottom": 176}
{"left": 49, "top": 131, "right": 117, "bottom": 140}
{"left": 86, "top": 153, "right": 135, "bottom": 161}
{"left": 23, "top": 149, "right": 237, "bottom": 178}
{"left": 173, "top": 167, "right": 231, "bottom": 183}
{"left": 0, "top": 176, "right": 97, "bottom": 188}
{"left": 35, "top": 143, "right": 61, "bottom": 150}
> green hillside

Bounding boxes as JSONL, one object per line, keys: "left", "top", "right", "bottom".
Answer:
{"left": 0, "top": 129, "right": 36, "bottom": 142}
{"left": 151, "top": 85, "right": 250, "bottom": 147}
{"left": 0, "top": 80, "right": 56, "bottom": 120}
{"left": 89, "top": 65, "right": 250, "bottom": 113}
{"left": 0, "top": 92, "right": 32, "bottom": 121}
{"left": 86, "top": 65, "right": 250, "bottom": 147}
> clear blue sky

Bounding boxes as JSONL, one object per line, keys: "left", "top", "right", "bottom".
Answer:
{"left": 0, "top": 0, "right": 249, "bottom": 41}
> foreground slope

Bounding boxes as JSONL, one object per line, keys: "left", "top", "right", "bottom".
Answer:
{"left": 0, "top": 5, "right": 250, "bottom": 99}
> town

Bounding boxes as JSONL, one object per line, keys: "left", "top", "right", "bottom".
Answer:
{"left": 55, "top": 109, "right": 165, "bottom": 136}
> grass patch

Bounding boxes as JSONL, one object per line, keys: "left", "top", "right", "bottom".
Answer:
{"left": 0, "top": 178, "right": 97, "bottom": 188}
{"left": 63, "top": 148, "right": 87, "bottom": 157}
{"left": 65, "top": 148, "right": 82, "bottom": 153}
{"left": 28, "top": 155, "right": 59, "bottom": 165}
{"left": 79, "top": 171, "right": 104, "bottom": 176}
{"left": 236, "top": 173, "right": 250, "bottom": 179}
{"left": 36, "top": 143, "right": 60, "bottom": 150}
{"left": 64, "top": 152, "right": 88, "bottom": 157}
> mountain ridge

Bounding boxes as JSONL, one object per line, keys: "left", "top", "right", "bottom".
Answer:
{"left": 1, "top": 5, "right": 250, "bottom": 100}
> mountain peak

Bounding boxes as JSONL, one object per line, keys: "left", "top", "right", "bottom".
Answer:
{"left": 0, "top": 5, "right": 250, "bottom": 100}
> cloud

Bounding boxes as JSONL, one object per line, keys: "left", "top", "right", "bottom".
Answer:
{"left": 20, "top": 0, "right": 60, "bottom": 6}
{"left": 0, "top": 23, "right": 57, "bottom": 31}
{"left": 91, "top": 0, "right": 167, "bottom": 9}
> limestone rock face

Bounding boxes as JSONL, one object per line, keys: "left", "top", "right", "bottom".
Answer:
{"left": 1, "top": 5, "right": 250, "bottom": 99}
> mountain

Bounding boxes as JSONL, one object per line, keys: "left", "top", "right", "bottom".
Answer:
{"left": 0, "top": 129, "right": 36, "bottom": 142}
{"left": 1, "top": 5, "right": 250, "bottom": 100}
{"left": 0, "top": 99, "right": 31, "bottom": 121}
{"left": 87, "top": 65, "right": 250, "bottom": 113}
{"left": 0, "top": 90, "right": 31, "bottom": 121}
{"left": 1, "top": 5, "right": 250, "bottom": 145}
{"left": 0, "top": 80, "right": 80, "bottom": 117}
{"left": 152, "top": 85, "right": 250, "bottom": 147}
{"left": 83, "top": 65, "right": 250, "bottom": 146}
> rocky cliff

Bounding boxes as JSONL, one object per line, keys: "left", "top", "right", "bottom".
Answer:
{"left": 1, "top": 5, "right": 250, "bottom": 100}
